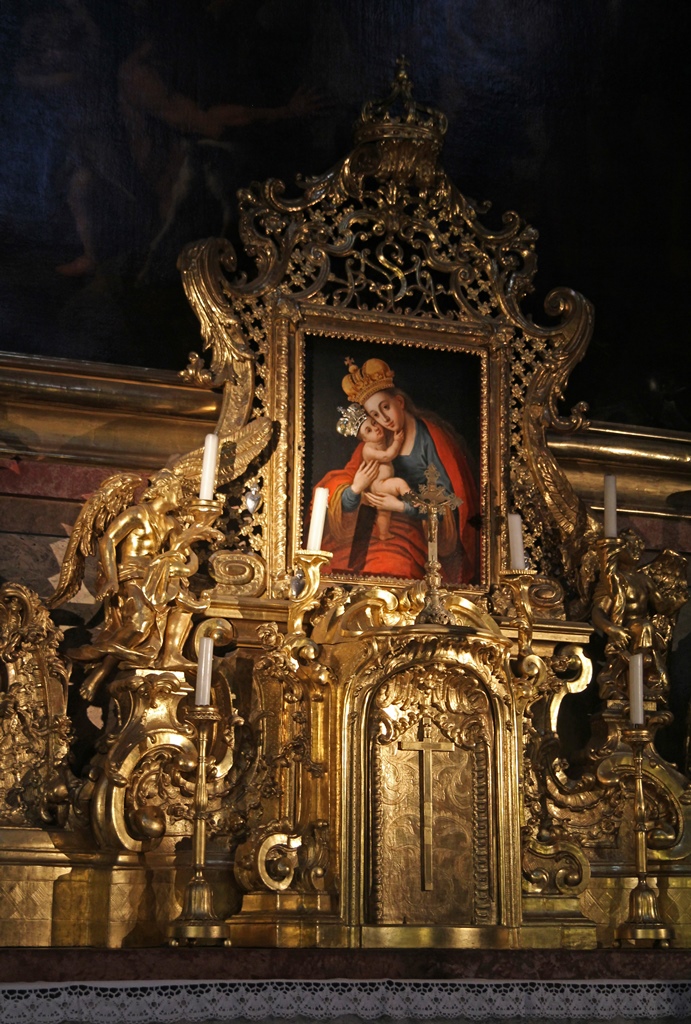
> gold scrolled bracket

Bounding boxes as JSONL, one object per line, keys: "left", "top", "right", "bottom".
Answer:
{"left": 493, "top": 571, "right": 566, "bottom": 648}
{"left": 287, "top": 550, "right": 333, "bottom": 635}
{"left": 235, "top": 821, "right": 330, "bottom": 895}
{"left": 257, "top": 832, "right": 302, "bottom": 892}
{"left": 90, "top": 669, "right": 196, "bottom": 852}
{"left": 178, "top": 235, "right": 255, "bottom": 434}
{"left": 492, "top": 571, "right": 569, "bottom": 705}
{"left": 496, "top": 570, "right": 537, "bottom": 656}
{"left": 193, "top": 616, "right": 236, "bottom": 654}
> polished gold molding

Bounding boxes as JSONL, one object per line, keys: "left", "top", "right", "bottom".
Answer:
{"left": 0, "top": 351, "right": 220, "bottom": 469}
{"left": 548, "top": 423, "right": 691, "bottom": 521}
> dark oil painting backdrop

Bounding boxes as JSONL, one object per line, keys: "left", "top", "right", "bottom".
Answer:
{"left": 1, "top": 0, "right": 690, "bottom": 428}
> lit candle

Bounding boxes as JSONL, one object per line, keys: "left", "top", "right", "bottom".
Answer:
{"left": 195, "top": 636, "right": 214, "bottom": 706}
{"left": 603, "top": 473, "right": 617, "bottom": 539}
{"left": 508, "top": 513, "right": 526, "bottom": 571}
{"left": 199, "top": 433, "right": 219, "bottom": 501}
{"left": 306, "top": 487, "right": 329, "bottom": 552}
{"left": 628, "top": 652, "right": 644, "bottom": 725}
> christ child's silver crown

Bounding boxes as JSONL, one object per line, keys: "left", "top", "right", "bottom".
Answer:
{"left": 336, "top": 403, "right": 368, "bottom": 438}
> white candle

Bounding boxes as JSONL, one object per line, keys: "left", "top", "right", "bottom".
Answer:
{"left": 508, "top": 513, "right": 526, "bottom": 571}
{"left": 306, "top": 487, "right": 329, "bottom": 551}
{"left": 199, "top": 433, "right": 219, "bottom": 501}
{"left": 629, "top": 652, "right": 644, "bottom": 725}
{"left": 603, "top": 473, "right": 617, "bottom": 539}
{"left": 195, "top": 636, "right": 214, "bottom": 705}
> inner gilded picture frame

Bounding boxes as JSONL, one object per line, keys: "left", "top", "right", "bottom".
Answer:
{"left": 297, "top": 326, "right": 488, "bottom": 589}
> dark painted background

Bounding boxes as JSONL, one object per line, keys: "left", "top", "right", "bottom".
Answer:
{"left": 1, "top": 0, "right": 689, "bottom": 428}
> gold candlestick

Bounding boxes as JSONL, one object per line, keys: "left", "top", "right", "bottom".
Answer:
{"left": 403, "top": 465, "right": 462, "bottom": 626}
{"left": 615, "top": 725, "right": 673, "bottom": 948}
{"left": 168, "top": 705, "right": 230, "bottom": 946}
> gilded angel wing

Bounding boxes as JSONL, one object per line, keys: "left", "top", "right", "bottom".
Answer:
{"left": 170, "top": 417, "right": 274, "bottom": 496}
{"left": 48, "top": 472, "right": 144, "bottom": 608}
{"left": 217, "top": 417, "right": 274, "bottom": 486}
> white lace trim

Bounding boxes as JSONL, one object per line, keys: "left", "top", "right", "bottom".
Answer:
{"left": 0, "top": 979, "right": 689, "bottom": 1024}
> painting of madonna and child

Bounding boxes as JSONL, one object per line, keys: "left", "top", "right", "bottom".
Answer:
{"left": 303, "top": 336, "right": 483, "bottom": 586}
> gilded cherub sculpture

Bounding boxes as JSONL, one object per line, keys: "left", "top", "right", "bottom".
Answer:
{"left": 592, "top": 528, "right": 688, "bottom": 702}
{"left": 49, "top": 419, "right": 273, "bottom": 700}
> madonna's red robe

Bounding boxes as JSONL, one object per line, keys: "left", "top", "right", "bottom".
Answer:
{"left": 312, "top": 417, "right": 479, "bottom": 584}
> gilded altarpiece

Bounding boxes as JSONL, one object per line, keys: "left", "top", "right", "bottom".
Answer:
{"left": 0, "top": 63, "right": 689, "bottom": 950}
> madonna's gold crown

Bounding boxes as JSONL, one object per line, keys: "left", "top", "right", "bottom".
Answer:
{"left": 342, "top": 357, "right": 395, "bottom": 406}
{"left": 354, "top": 56, "right": 448, "bottom": 150}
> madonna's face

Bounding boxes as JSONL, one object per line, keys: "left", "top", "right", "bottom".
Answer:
{"left": 363, "top": 391, "right": 405, "bottom": 432}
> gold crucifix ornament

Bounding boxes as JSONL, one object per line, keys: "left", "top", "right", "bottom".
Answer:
{"left": 402, "top": 464, "right": 463, "bottom": 625}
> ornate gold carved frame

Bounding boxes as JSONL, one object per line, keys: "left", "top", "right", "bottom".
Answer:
{"left": 285, "top": 309, "right": 493, "bottom": 590}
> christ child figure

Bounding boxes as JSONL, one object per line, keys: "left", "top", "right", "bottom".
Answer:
{"left": 336, "top": 403, "right": 410, "bottom": 540}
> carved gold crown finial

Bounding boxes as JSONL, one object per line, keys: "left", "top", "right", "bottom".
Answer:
{"left": 354, "top": 55, "right": 448, "bottom": 149}
{"left": 341, "top": 357, "right": 396, "bottom": 406}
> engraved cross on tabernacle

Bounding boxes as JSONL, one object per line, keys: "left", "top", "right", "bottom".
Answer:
{"left": 399, "top": 714, "right": 454, "bottom": 891}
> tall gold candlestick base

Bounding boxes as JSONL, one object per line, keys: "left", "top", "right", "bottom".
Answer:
{"left": 615, "top": 727, "right": 673, "bottom": 948}
{"left": 168, "top": 705, "right": 230, "bottom": 946}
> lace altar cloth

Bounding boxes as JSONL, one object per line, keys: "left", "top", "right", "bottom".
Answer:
{"left": 0, "top": 979, "right": 689, "bottom": 1024}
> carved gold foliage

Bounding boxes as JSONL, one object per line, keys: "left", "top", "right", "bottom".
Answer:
{"left": 371, "top": 666, "right": 491, "bottom": 750}
{"left": 0, "top": 584, "right": 73, "bottom": 826}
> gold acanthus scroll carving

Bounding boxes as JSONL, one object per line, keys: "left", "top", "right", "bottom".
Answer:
{"left": 0, "top": 583, "right": 74, "bottom": 827}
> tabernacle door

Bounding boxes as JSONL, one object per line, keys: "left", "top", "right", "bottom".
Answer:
{"left": 369, "top": 683, "right": 494, "bottom": 928}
